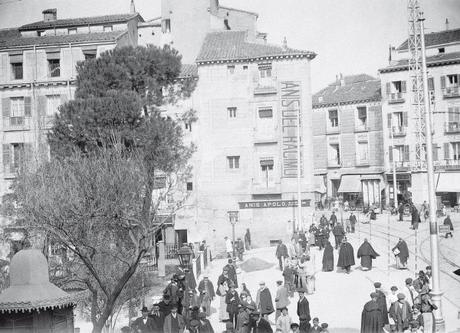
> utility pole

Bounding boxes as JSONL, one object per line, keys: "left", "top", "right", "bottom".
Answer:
{"left": 419, "top": 14, "right": 445, "bottom": 331}
{"left": 390, "top": 116, "right": 399, "bottom": 209}
{"left": 296, "top": 99, "right": 302, "bottom": 232}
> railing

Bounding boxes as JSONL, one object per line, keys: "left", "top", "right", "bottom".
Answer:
{"left": 443, "top": 86, "right": 460, "bottom": 98}
{"left": 254, "top": 77, "right": 277, "bottom": 95}
{"left": 355, "top": 124, "right": 369, "bottom": 132}
{"left": 435, "top": 159, "right": 460, "bottom": 171}
{"left": 387, "top": 92, "right": 405, "bottom": 104}
{"left": 2, "top": 116, "right": 31, "bottom": 131}
{"left": 391, "top": 161, "right": 410, "bottom": 171}
{"left": 391, "top": 126, "right": 407, "bottom": 137}
{"left": 165, "top": 243, "right": 179, "bottom": 259}
{"left": 444, "top": 122, "right": 460, "bottom": 134}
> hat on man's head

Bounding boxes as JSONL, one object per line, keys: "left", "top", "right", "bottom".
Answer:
{"left": 228, "top": 258, "right": 233, "bottom": 264}
{"left": 259, "top": 281, "right": 265, "bottom": 285}
{"left": 290, "top": 323, "right": 300, "bottom": 329}
{"left": 426, "top": 265, "right": 432, "bottom": 270}
{"left": 321, "top": 323, "right": 329, "bottom": 329}
{"left": 391, "top": 286, "right": 398, "bottom": 291}
{"left": 397, "top": 293, "right": 406, "bottom": 300}
{"left": 276, "top": 280, "right": 283, "bottom": 285}
{"left": 370, "top": 292, "right": 378, "bottom": 299}
{"left": 374, "top": 282, "right": 382, "bottom": 288}
{"left": 198, "top": 312, "right": 207, "bottom": 319}
{"left": 246, "top": 304, "right": 256, "bottom": 311}
{"left": 141, "top": 306, "right": 149, "bottom": 313}
{"left": 405, "top": 278, "right": 413, "bottom": 284}
{"left": 297, "top": 288, "right": 306, "bottom": 293}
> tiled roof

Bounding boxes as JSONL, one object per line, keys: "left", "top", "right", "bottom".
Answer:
{"left": 0, "top": 292, "right": 87, "bottom": 313}
{"left": 196, "top": 30, "right": 316, "bottom": 64}
{"left": 0, "top": 28, "right": 20, "bottom": 40}
{"left": 379, "top": 51, "right": 460, "bottom": 73}
{"left": 398, "top": 28, "right": 460, "bottom": 51}
{"left": 180, "top": 64, "right": 198, "bottom": 79}
{"left": 19, "top": 13, "right": 143, "bottom": 31}
{"left": 138, "top": 17, "right": 161, "bottom": 27}
{"left": 312, "top": 74, "right": 381, "bottom": 108}
{"left": 0, "top": 30, "right": 126, "bottom": 49}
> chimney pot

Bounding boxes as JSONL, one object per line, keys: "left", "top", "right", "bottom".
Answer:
{"left": 340, "top": 73, "right": 345, "bottom": 86}
{"left": 445, "top": 18, "right": 450, "bottom": 31}
{"left": 42, "top": 8, "right": 57, "bottom": 22}
{"left": 282, "top": 37, "right": 288, "bottom": 51}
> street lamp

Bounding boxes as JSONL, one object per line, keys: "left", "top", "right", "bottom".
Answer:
{"left": 177, "top": 245, "right": 193, "bottom": 269}
{"left": 227, "top": 211, "right": 239, "bottom": 259}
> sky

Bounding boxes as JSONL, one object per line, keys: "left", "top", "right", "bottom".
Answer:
{"left": 0, "top": 0, "right": 459, "bottom": 91}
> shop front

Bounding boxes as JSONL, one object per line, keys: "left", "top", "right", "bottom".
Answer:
{"left": 337, "top": 175, "right": 363, "bottom": 209}
{"left": 386, "top": 173, "right": 412, "bottom": 205}
{"left": 436, "top": 172, "right": 460, "bottom": 208}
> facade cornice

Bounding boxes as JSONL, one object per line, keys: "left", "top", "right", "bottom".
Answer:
{"left": 196, "top": 52, "right": 316, "bottom": 66}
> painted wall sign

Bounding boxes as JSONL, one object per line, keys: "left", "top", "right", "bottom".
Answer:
{"left": 280, "top": 81, "right": 303, "bottom": 178}
{"left": 238, "top": 199, "right": 311, "bottom": 209}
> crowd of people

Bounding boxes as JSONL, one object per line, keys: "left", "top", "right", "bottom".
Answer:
{"left": 361, "top": 266, "right": 438, "bottom": 333}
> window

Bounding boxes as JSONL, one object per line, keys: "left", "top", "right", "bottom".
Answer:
{"left": 227, "top": 156, "right": 240, "bottom": 169}
{"left": 328, "top": 109, "right": 339, "bottom": 127}
{"left": 328, "top": 143, "right": 340, "bottom": 165}
{"left": 228, "top": 107, "right": 237, "bottom": 118}
{"left": 438, "top": 47, "right": 445, "bottom": 54}
{"left": 357, "top": 142, "right": 369, "bottom": 163}
{"left": 386, "top": 81, "right": 407, "bottom": 96}
{"left": 258, "top": 107, "right": 273, "bottom": 118}
{"left": 452, "top": 142, "right": 460, "bottom": 160}
{"left": 10, "top": 97, "right": 25, "bottom": 117}
{"left": 260, "top": 159, "right": 274, "bottom": 187}
{"left": 243, "top": 65, "right": 248, "bottom": 70}
{"left": 68, "top": 28, "right": 77, "bottom": 35}
{"left": 227, "top": 65, "right": 235, "bottom": 74}
{"left": 48, "top": 59, "right": 60, "bottom": 77}
{"left": 357, "top": 106, "right": 367, "bottom": 127}
{"left": 83, "top": 49, "right": 97, "bottom": 60}
{"left": 447, "top": 74, "right": 459, "bottom": 86}
{"left": 388, "top": 112, "right": 407, "bottom": 128}
{"left": 390, "top": 145, "right": 409, "bottom": 162}
{"left": 11, "top": 143, "right": 25, "bottom": 169}
{"left": 448, "top": 107, "right": 460, "bottom": 130}
{"left": 185, "top": 122, "right": 192, "bottom": 132}
{"left": 11, "top": 62, "right": 23, "bottom": 80}
{"left": 186, "top": 182, "right": 193, "bottom": 191}
{"left": 162, "top": 19, "right": 171, "bottom": 33}
{"left": 258, "top": 63, "right": 272, "bottom": 78}
{"left": 37, "top": 30, "right": 45, "bottom": 36}
{"left": 103, "top": 25, "right": 113, "bottom": 32}
{"left": 46, "top": 95, "right": 61, "bottom": 116}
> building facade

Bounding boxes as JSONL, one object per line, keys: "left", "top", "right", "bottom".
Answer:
{"left": 312, "top": 74, "right": 384, "bottom": 209}
{"left": 380, "top": 27, "right": 460, "bottom": 207}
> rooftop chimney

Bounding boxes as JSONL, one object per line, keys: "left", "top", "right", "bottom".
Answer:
{"left": 42, "top": 8, "right": 57, "bottom": 22}
{"left": 388, "top": 44, "right": 397, "bottom": 65}
{"left": 130, "top": 0, "right": 136, "bottom": 14}
{"left": 340, "top": 73, "right": 345, "bottom": 86}
{"left": 282, "top": 37, "right": 288, "bottom": 51}
{"left": 210, "top": 0, "right": 218, "bottom": 15}
{"left": 446, "top": 18, "right": 450, "bottom": 31}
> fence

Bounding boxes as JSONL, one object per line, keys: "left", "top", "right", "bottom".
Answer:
{"left": 194, "top": 252, "right": 202, "bottom": 278}
{"left": 165, "top": 243, "right": 179, "bottom": 259}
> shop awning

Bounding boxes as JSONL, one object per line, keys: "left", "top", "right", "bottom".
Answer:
{"left": 338, "top": 175, "right": 362, "bottom": 193}
{"left": 436, "top": 173, "right": 460, "bottom": 192}
{"left": 360, "top": 174, "right": 383, "bottom": 181}
{"left": 313, "top": 176, "right": 326, "bottom": 193}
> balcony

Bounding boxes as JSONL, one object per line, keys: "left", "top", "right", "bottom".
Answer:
{"left": 356, "top": 158, "right": 370, "bottom": 166}
{"left": 443, "top": 86, "right": 460, "bottom": 99}
{"left": 435, "top": 159, "right": 460, "bottom": 171}
{"left": 253, "top": 77, "right": 277, "bottom": 96}
{"left": 444, "top": 122, "right": 460, "bottom": 134}
{"left": 390, "top": 161, "right": 411, "bottom": 172}
{"left": 387, "top": 92, "right": 405, "bottom": 104}
{"left": 391, "top": 126, "right": 407, "bottom": 137}
{"left": 253, "top": 126, "right": 278, "bottom": 144}
{"left": 326, "top": 125, "right": 340, "bottom": 134}
{"left": 2, "top": 116, "right": 31, "bottom": 131}
{"left": 327, "top": 159, "right": 342, "bottom": 168}
{"left": 354, "top": 124, "right": 369, "bottom": 132}
{"left": 251, "top": 180, "right": 281, "bottom": 195}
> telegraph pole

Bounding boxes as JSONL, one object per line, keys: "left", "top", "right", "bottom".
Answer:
{"left": 390, "top": 116, "right": 399, "bottom": 209}
{"left": 419, "top": 14, "right": 445, "bottom": 331}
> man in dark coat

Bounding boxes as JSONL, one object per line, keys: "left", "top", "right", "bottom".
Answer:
{"left": 374, "top": 282, "right": 389, "bottom": 326}
{"left": 357, "top": 238, "right": 379, "bottom": 271}
{"left": 198, "top": 276, "right": 215, "bottom": 300}
{"left": 392, "top": 238, "right": 409, "bottom": 269}
{"left": 444, "top": 214, "right": 454, "bottom": 238}
{"left": 297, "top": 289, "right": 311, "bottom": 333}
{"left": 361, "top": 292, "right": 384, "bottom": 333}
{"left": 319, "top": 214, "right": 328, "bottom": 227}
{"left": 332, "top": 222, "right": 346, "bottom": 249}
{"left": 349, "top": 212, "right": 357, "bottom": 233}
{"left": 250, "top": 312, "right": 273, "bottom": 333}
{"left": 245, "top": 228, "right": 252, "bottom": 250}
{"left": 322, "top": 240, "right": 334, "bottom": 272}
{"left": 398, "top": 203, "right": 405, "bottom": 222}
{"left": 256, "top": 281, "right": 274, "bottom": 318}
{"left": 337, "top": 237, "right": 355, "bottom": 273}
{"left": 223, "top": 258, "right": 238, "bottom": 287}
{"left": 389, "top": 293, "right": 411, "bottom": 332}
{"left": 318, "top": 226, "right": 328, "bottom": 250}
{"left": 276, "top": 240, "right": 289, "bottom": 270}
{"left": 225, "top": 282, "right": 240, "bottom": 328}
{"left": 132, "top": 307, "right": 154, "bottom": 333}
{"left": 197, "top": 312, "right": 214, "bottom": 333}
{"left": 329, "top": 212, "right": 337, "bottom": 228}
{"left": 411, "top": 205, "right": 421, "bottom": 230}
{"left": 149, "top": 303, "right": 165, "bottom": 333}
{"left": 158, "top": 295, "right": 174, "bottom": 317}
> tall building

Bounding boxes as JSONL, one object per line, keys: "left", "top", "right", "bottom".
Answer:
{"left": 312, "top": 74, "right": 384, "bottom": 209}
{"left": 379, "top": 26, "right": 460, "bottom": 207}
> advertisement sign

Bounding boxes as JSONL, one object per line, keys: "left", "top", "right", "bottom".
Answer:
{"left": 239, "top": 199, "right": 311, "bottom": 209}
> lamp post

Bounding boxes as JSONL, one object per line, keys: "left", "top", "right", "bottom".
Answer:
{"left": 177, "top": 245, "right": 193, "bottom": 269}
{"left": 227, "top": 211, "right": 239, "bottom": 259}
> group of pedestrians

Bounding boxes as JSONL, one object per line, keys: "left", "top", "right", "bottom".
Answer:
{"left": 225, "top": 229, "right": 252, "bottom": 261}
{"left": 361, "top": 266, "right": 438, "bottom": 333}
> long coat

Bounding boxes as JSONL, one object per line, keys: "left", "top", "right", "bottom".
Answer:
{"left": 361, "top": 300, "right": 383, "bottom": 333}
{"left": 149, "top": 313, "right": 165, "bottom": 333}
{"left": 225, "top": 290, "right": 240, "bottom": 314}
{"left": 163, "top": 313, "right": 186, "bottom": 333}
{"left": 389, "top": 301, "right": 411, "bottom": 331}
{"left": 256, "top": 287, "right": 274, "bottom": 315}
{"left": 198, "top": 279, "right": 215, "bottom": 300}
{"left": 376, "top": 290, "right": 389, "bottom": 325}
{"left": 392, "top": 240, "right": 409, "bottom": 265}
{"left": 224, "top": 263, "right": 238, "bottom": 288}
{"left": 251, "top": 318, "right": 273, "bottom": 333}
{"left": 322, "top": 242, "right": 334, "bottom": 271}
{"left": 337, "top": 242, "right": 355, "bottom": 268}
{"left": 275, "top": 285, "right": 290, "bottom": 309}
{"left": 276, "top": 243, "right": 289, "bottom": 258}
{"left": 357, "top": 241, "right": 380, "bottom": 269}
{"left": 131, "top": 317, "right": 155, "bottom": 333}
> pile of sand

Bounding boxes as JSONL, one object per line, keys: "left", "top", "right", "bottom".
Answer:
{"left": 239, "top": 257, "right": 274, "bottom": 273}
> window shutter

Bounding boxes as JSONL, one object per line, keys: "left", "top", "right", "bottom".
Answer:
{"left": 402, "top": 112, "right": 408, "bottom": 127}
{"left": 457, "top": 74, "right": 460, "bottom": 85}
{"left": 387, "top": 113, "right": 392, "bottom": 128}
{"left": 386, "top": 82, "right": 391, "bottom": 95}
{"left": 444, "top": 142, "right": 450, "bottom": 159}
{"left": 24, "top": 96, "right": 32, "bottom": 117}
{"left": 440, "top": 76, "right": 446, "bottom": 89}
{"left": 2, "top": 98, "right": 10, "bottom": 117}
{"left": 432, "top": 144, "right": 438, "bottom": 161}
{"left": 2, "top": 144, "right": 10, "bottom": 171}
{"left": 428, "top": 77, "right": 434, "bottom": 91}
{"left": 389, "top": 146, "right": 393, "bottom": 162}
{"left": 401, "top": 81, "right": 407, "bottom": 93}
{"left": 37, "top": 96, "right": 47, "bottom": 117}
{"left": 403, "top": 145, "right": 410, "bottom": 161}
{"left": 0, "top": 54, "right": 8, "bottom": 83}
{"left": 24, "top": 143, "right": 33, "bottom": 162}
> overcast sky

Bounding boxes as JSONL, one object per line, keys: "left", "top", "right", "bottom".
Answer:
{"left": 0, "top": 0, "right": 459, "bottom": 91}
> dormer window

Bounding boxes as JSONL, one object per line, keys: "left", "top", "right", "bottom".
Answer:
{"left": 258, "top": 63, "right": 272, "bottom": 78}
{"left": 438, "top": 47, "right": 445, "bottom": 54}
{"left": 68, "top": 28, "right": 77, "bottom": 35}
{"left": 103, "top": 25, "right": 113, "bottom": 32}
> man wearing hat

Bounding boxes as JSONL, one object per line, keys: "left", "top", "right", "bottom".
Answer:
{"left": 360, "top": 292, "right": 384, "bottom": 333}
{"left": 226, "top": 282, "right": 240, "bottom": 328}
{"left": 131, "top": 306, "right": 154, "bottom": 333}
{"left": 197, "top": 312, "right": 214, "bottom": 333}
{"left": 256, "top": 281, "right": 275, "bottom": 319}
{"left": 374, "top": 282, "right": 389, "bottom": 327}
{"left": 402, "top": 278, "right": 417, "bottom": 307}
{"left": 198, "top": 275, "right": 215, "bottom": 316}
{"left": 389, "top": 293, "right": 411, "bottom": 332}
{"left": 158, "top": 294, "right": 174, "bottom": 317}
{"left": 296, "top": 289, "right": 311, "bottom": 332}
{"left": 236, "top": 304, "right": 250, "bottom": 333}
{"left": 163, "top": 304, "right": 186, "bottom": 333}
{"left": 320, "top": 323, "right": 330, "bottom": 333}
{"left": 149, "top": 303, "right": 165, "bottom": 333}
{"left": 250, "top": 311, "right": 273, "bottom": 333}
{"left": 290, "top": 323, "right": 300, "bottom": 333}
{"left": 224, "top": 258, "right": 239, "bottom": 288}
{"left": 337, "top": 237, "right": 355, "bottom": 274}
{"left": 275, "top": 280, "right": 290, "bottom": 321}
{"left": 216, "top": 268, "right": 230, "bottom": 322}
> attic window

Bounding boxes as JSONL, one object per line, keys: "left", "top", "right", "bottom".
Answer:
{"left": 103, "top": 25, "right": 113, "bottom": 32}
{"left": 68, "top": 28, "right": 77, "bottom": 35}
{"left": 258, "top": 63, "right": 272, "bottom": 78}
{"left": 227, "top": 65, "right": 235, "bottom": 74}
{"left": 438, "top": 47, "right": 445, "bottom": 54}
